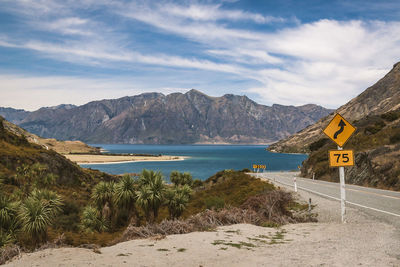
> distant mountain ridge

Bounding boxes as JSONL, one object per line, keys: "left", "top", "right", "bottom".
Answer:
{"left": 0, "top": 89, "right": 333, "bottom": 144}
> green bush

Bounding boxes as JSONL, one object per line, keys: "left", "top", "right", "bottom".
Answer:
{"left": 309, "top": 138, "right": 329, "bottom": 152}
{"left": 364, "top": 121, "right": 386, "bottom": 135}
{"left": 204, "top": 196, "right": 225, "bottom": 210}
{"left": 381, "top": 110, "right": 400, "bottom": 122}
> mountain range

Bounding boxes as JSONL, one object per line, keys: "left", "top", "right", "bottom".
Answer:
{"left": 0, "top": 90, "right": 333, "bottom": 144}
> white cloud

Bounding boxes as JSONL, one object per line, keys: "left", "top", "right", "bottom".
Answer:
{"left": 1, "top": 0, "right": 400, "bottom": 110}
{"left": 38, "top": 17, "right": 94, "bottom": 36}
{"left": 162, "top": 3, "right": 285, "bottom": 24}
{"left": 0, "top": 37, "right": 246, "bottom": 75}
{"left": 0, "top": 75, "right": 190, "bottom": 111}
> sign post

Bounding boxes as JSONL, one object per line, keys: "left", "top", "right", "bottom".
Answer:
{"left": 323, "top": 113, "right": 356, "bottom": 223}
{"left": 337, "top": 146, "right": 346, "bottom": 223}
{"left": 252, "top": 164, "right": 266, "bottom": 178}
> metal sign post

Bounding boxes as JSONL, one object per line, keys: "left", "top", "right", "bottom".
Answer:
{"left": 323, "top": 113, "right": 356, "bottom": 224}
{"left": 338, "top": 146, "right": 346, "bottom": 223}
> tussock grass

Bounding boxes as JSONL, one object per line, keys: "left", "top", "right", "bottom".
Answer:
{"left": 118, "top": 188, "right": 312, "bottom": 242}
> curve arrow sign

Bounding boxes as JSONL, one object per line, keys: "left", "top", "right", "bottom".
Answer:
{"left": 333, "top": 119, "right": 346, "bottom": 139}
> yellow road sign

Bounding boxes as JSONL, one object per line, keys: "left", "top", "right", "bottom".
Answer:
{"left": 329, "top": 150, "right": 354, "bottom": 167}
{"left": 323, "top": 113, "right": 356, "bottom": 147}
{"left": 253, "top": 164, "right": 266, "bottom": 169}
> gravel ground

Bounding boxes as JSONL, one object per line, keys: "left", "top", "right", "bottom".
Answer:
{"left": 5, "top": 175, "right": 400, "bottom": 267}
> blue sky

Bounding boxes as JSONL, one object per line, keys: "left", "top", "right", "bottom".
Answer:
{"left": 0, "top": 0, "right": 400, "bottom": 110}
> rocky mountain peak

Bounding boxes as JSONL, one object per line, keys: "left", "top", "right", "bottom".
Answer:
{"left": 1, "top": 90, "right": 332, "bottom": 144}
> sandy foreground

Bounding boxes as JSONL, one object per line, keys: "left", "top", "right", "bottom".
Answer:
{"left": 64, "top": 154, "right": 186, "bottom": 164}
{"left": 5, "top": 180, "right": 400, "bottom": 266}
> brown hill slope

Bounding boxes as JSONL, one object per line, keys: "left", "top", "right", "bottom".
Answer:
{"left": 1, "top": 118, "right": 99, "bottom": 154}
{"left": 0, "top": 116, "right": 111, "bottom": 186}
{"left": 268, "top": 62, "right": 400, "bottom": 153}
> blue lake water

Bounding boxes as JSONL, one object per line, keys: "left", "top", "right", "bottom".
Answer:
{"left": 81, "top": 144, "right": 307, "bottom": 181}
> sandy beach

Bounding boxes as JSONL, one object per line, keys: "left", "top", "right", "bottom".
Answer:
{"left": 64, "top": 154, "right": 187, "bottom": 164}
{"left": 4, "top": 173, "right": 400, "bottom": 266}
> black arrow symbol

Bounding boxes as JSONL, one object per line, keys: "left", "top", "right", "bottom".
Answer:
{"left": 333, "top": 119, "right": 346, "bottom": 139}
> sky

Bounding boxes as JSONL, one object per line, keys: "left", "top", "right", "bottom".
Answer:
{"left": 1, "top": 0, "right": 400, "bottom": 111}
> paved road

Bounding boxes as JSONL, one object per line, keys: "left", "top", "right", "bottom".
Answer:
{"left": 251, "top": 171, "right": 400, "bottom": 227}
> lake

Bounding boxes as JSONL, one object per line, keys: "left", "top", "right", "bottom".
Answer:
{"left": 81, "top": 144, "right": 307, "bottom": 181}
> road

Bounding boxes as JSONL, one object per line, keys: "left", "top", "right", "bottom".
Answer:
{"left": 251, "top": 171, "right": 400, "bottom": 227}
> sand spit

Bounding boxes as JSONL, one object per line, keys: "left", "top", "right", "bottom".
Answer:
{"left": 5, "top": 182, "right": 400, "bottom": 266}
{"left": 64, "top": 154, "right": 187, "bottom": 164}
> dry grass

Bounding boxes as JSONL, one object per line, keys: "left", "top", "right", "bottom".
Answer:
{"left": 0, "top": 245, "right": 21, "bottom": 265}
{"left": 118, "top": 190, "right": 312, "bottom": 243}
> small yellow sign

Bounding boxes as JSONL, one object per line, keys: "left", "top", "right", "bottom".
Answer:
{"left": 329, "top": 150, "right": 354, "bottom": 167}
{"left": 323, "top": 113, "right": 356, "bottom": 147}
{"left": 253, "top": 164, "right": 266, "bottom": 169}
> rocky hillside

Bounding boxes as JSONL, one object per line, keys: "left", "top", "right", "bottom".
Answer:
{"left": 1, "top": 117, "right": 99, "bottom": 154}
{"left": 0, "top": 107, "right": 29, "bottom": 124}
{"left": 0, "top": 116, "right": 111, "bottom": 186}
{"left": 267, "top": 62, "right": 400, "bottom": 190}
{"left": 1, "top": 90, "right": 332, "bottom": 144}
{"left": 269, "top": 62, "right": 400, "bottom": 153}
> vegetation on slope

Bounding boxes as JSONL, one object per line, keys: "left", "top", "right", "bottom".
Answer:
{"left": 302, "top": 109, "right": 400, "bottom": 190}
{"left": 0, "top": 116, "right": 313, "bottom": 264}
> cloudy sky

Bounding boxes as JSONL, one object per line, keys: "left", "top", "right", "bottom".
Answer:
{"left": 1, "top": 0, "right": 400, "bottom": 111}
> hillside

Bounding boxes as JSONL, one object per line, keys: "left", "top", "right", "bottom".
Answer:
{"left": 267, "top": 62, "right": 400, "bottom": 190}
{"left": 0, "top": 90, "right": 332, "bottom": 144}
{"left": 0, "top": 116, "right": 111, "bottom": 186}
{"left": 1, "top": 117, "right": 99, "bottom": 155}
{"left": 268, "top": 62, "right": 400, "bottom": 153}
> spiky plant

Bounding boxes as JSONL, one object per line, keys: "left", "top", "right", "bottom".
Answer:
{"left": 114, "top": 175, "right": 136, "bottom": 210}
{"left": 169, "top": 171, "right": 193, "bottom": 187}
{"left": 181, "top": 172, "right": 193, "bottom": 187}
{"left": 137, "top": 170, "right": 166, "bottom": 222}
{"left": 170, "top": 171, "right": 181, "bottom": 186}
{"left": 33, "top": 173, "right": 57, "bottom": 189}
{"left": 30, "top": 189, "right": 63, "bottom": 216}
{"left": 80, "top": 205, "right": 108, "bottom": 233}
{"left": 18, "top": 197, "right": 53, "bottom": 244}
{"left": 0, "top": 195, "right": 19, "bottom": 231}
{"left": 91, "top": 181, "right": 116, "bottom": 211}
{"left": 0, "top": 230, "right": 13, "bottom": 248}
{"left": 165, "top": 185, "right": 192, "bottom": 219}
{"left": 114, "top": 175, "right": 137, "bottom": 225}
{"left": 136, "top": 185, "right": 152, "bottom": 222}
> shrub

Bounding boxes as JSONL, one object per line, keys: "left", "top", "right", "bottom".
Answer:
{"left": 18, "top": 197, "right": 57, "bottom": 244}
{"left": 309, "top": 138, "right": 329, "bottom": 152}
{"left": 381, "top": 110, "right": 400, "bottom": 122}
{"left": 80, "top": 205, "right": 108, "bottom": 233}
{"left": 204, "top": 196, "right": 225, "bottom": 210}
{"left": 192, "top": 179, "right": 203, "bottom": 188}
{"left": 169, "top": 171, "right": 193, "bottom": 187}
{"left": 364, "top": 121, "right": 386, "bottom": 135}
{"left": 389, "top": 132, "right": 400, "bottom": 144}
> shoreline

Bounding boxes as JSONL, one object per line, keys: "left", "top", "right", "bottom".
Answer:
{"left": 78, "top": 157, "right": 187, "bottom": 165}
{"left": 65, "top": 154, "right": 188, "bottom": 165}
